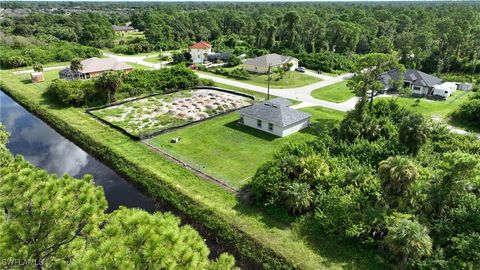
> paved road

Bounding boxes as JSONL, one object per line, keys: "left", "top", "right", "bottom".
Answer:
{"left": 104, "top": 52, "right": 357, "bottom": 111}
{"left": 103, "top": 53, "right": 171, "bottom": 70}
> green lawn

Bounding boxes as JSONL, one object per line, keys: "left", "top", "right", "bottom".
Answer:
{"left": 311, "top": 81, "right": 355, "bottom": 103}
{"left": 126, "top": 62, "right": 151, "bottom": 70}
{"left": 147, "top": 107, "right": 345, "bottom": 188}
{"left": 377, "top": 91, "right": 473, "bottom": 118}
{"left": 198, "top": 69, "right": 321, "bottom": 89}
{"left": 0, "top": 63, "right": 384, "bottom": 270}
{"left": 143, "top": 56, "right": 162, "bottom": 64}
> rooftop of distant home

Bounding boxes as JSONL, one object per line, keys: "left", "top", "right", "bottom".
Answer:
{"left": 244, "top": 53, "right": 298, "bottom": 68}
{"left": 188, "top": 41, "right": 212, "bottom": 49}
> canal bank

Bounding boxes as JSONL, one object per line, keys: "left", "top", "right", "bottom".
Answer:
{"left": 0, "top": 69, "right": 381, "bottom": 270}
{"left": 0, "top": 90, "right": 234, "bottom": 263}
{"left": 0, "top": 86, "right": 290, "bottom": 270}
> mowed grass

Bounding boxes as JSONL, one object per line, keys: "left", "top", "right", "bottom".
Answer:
{"left": 0, "top": 63, "right": 385, "bottom": 270}
{"left": 376, "top": 91, "right": 473, "bottom": 118}
{"left": 198, "top": 69, "right": 321, "bottom": 89}
{"left": 143, "top": 56, "right": 162, "bottom": 64}
{"left": 148, "top": 108, "right": 345, "bottom": 188}
{"left": 125, "top": 62, "right": 152, "bottom": 70}
{"left": 311, "top": 81, "right": 355, "bottom": 103}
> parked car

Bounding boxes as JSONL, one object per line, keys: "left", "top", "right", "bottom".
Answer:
{"left": 188, "top": 64, "right": 198, "bottom": 70}
{"left": 295, "top": 67, "right": 306, "bottom": 73}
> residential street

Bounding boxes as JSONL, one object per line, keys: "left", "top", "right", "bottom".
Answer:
{"left": 104, "top": 53, "right": 358, "bottom": 111}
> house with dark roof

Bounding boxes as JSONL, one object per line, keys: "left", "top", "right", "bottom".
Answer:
{"left": 378, "top": 69, "right": 443, "bottom": 96}
{"left": 59, "top": 57, "right": 133, "bottom": 81}
{"left": 243, "top": 53, "right": 299, "bottom": 74}
{"left": 237, "top": 97, "right": 311, "bottom": 137}
{"left": 189, "top": 41, "right": 212, "bottom": 63}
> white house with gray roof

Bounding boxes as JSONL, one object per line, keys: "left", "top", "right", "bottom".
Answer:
{"left": 378, "top": 69, "right": 443, "bottom": 96}
{"left": 243, "top": 53, "right": 299, "bottom": 73}
{"left": 237, "top": 98, "right": 311, "bottom": 137}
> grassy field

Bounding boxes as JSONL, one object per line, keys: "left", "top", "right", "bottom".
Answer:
{"left": 144, "top": 56, "right": 162, "bottom": 64}
{"left": 126, "top": 62, "right": 152, "bottom": 70}
{"left": 311, "top": 81, "right": 355, "bottom": 103}
{"left": 376, "top": 91, "right": 473, "bottom": 118}
{"left": 199, "top": 68, "right": 321, "bottom": 89}
{"left": 147, "top": 107, "right": 345, "bottom": 188}
{"left": 0, "top": 63, "right": 385, "bottom": 270}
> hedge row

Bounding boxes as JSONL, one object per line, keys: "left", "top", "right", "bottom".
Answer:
{"left": 0, "top": 82, "right": 298, "bottom": 270}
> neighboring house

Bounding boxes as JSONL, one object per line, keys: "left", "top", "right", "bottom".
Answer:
{"left": 237, "top": 97, "right": 311, "bottom": 137}
{"left": 189, "top": 41, "right": 212, "bottom": 63}
{"left": 206, "top": 52, "right": 231, "bottom": 63}
{"left": 378, "top": 69, "right": 443, "bottom": 96}
{"left": 113, "top": 25, "right": 135, "bottom": 33}
{"left": 59, "top": 57, "right": 133, "bottom": 81}
{"left": 243, "top": 53, "right": 299, "bottom": 74}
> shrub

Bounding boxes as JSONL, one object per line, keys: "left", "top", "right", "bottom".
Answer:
{"left": 45, "top": 79, "right": 97, "bottom": 106}
{"left": 451, "top": 99, "right": 480, "bottom": 127}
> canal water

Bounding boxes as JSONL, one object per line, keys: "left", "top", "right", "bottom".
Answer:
{"left": 0, "top": 91, "right": 159, "bottom": 213}
{"left": 0, "top": 90, "right": 246, "bottom": 266}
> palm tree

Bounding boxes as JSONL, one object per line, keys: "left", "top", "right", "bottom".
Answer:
{"left": 385, "top": 213, "right": 432, "bottom": 270}
{"left": 32, "top": 62, "right": 43, "bottom": 72}
{"left": 70, "top": 58, "right": 82, "bottom": 72}
{"left": 378, "top": 156, "right": 418, "bottom": 207}
{"left": 95, "top": 71, "right": 122, "bottom": 103}
{"left": 282, "top": 182, "right": 313, "bottom": 215}
{"left": 298, "top": 154, "right": 330, "bottom": 185}
{"left": 398, "top": 114, "right": 429, "bottom": 155}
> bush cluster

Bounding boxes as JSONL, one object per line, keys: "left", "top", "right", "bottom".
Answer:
{"left": 0, "top": 36, "right": 101, "bottom": 69}
{"left": 251, "top": 98, "right": 480, "bottom": 269}
{"left": 295, "top": 51, "right": 356, "bottom": 73}
{"left": 451, "top": 92, "right": 480, "bottom": 127}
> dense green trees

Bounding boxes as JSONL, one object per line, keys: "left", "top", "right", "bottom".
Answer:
{"left": 0, "top": 126, "right": 236, "bottom": 269}
{"left": 250, "top": 95, "right": 480, "bottom": 268}
{"left": 2, "top": 3, "right": 479, "bottom": 74}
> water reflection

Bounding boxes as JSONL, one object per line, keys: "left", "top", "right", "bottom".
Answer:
{"left": 0, "top": 91, "right": 158, "bottom": 213}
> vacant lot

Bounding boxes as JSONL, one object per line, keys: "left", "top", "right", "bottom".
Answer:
{"left": 91, "top": 90, "right": 252, "bottom": 137}
{"left": 147, "top": 107, "right": 345, "bottom": 188}
{"left": 311, "top": 80, "right": 355, "bottom": 103}
{"left": 198, "top": 67, "right": 322, "bottom": 89}
{"left": 376, "top": 91, "right": 473, "bottom": 118}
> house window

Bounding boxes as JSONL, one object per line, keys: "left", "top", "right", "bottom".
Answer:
{"left": 268, "top": 123, "right": 273, "bottom": 132}
{"left": 257, "top": 119, "right": 262, "bottom": 128}
{"left": 413, "top": 86, "right": 421, "bottom": 91}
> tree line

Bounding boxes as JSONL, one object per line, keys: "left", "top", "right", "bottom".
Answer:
{"left": 1, "top": 2, "right": 479, "bottom": 73}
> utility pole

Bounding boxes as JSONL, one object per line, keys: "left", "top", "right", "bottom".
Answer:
{"left": 160, "top": 48, "right": 163, "bottom": 69}
{"left": 267, "top": 63, "right": 271, "bottom": 100}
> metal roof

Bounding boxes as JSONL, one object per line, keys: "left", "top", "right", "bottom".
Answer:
{"left": 243, "top": 53, "right": 298, "bottom": 68}
{"left": 238, "top": 97, "right": 310, "bottom": 127}
{"left": 379, "top": 69, "right": 442, "bottom": 88}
